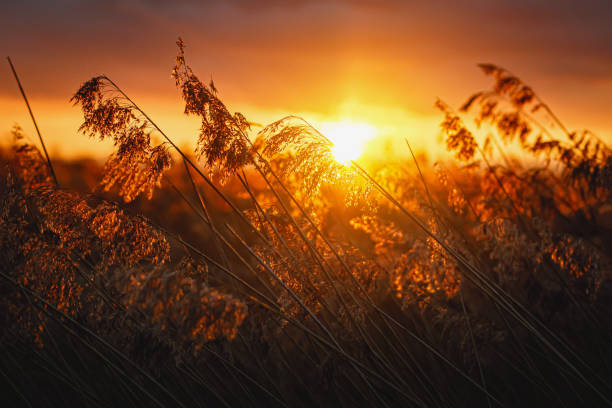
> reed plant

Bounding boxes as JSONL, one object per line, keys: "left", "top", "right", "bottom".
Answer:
{"left": 1, "top": 40, "right": 610, "bottom": 407}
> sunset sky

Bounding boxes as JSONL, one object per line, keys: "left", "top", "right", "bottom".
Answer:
{"left": 1, "top": 0, "right": 611, "bottom": 160}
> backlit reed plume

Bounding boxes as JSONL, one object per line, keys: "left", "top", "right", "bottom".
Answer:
{"left": 172, "top": 38, "right": 252, "bottom": 178}
{"left": 252, "top": 208, "right": 377, "bottom": 322}
{"left": 71, "top": 76, "right": 171, "bottom": 202}
{"left": 11, "top": 125, "right": 54, "bottom": 190}
{"left": 391, "top": 237, "right": 461, "bottom": 308}
{"left": 3, "top": 137, "right": 168, "bottom": 313}
{"left": 255, "top": 116, "right": 370, "bottom": 202}
{"left": 461, "top": 64, "right": 611, "bottom": 194}
{"left": 435, "top": 99, "right": 478, "bottom": 162}
{"left": 111, "top": 257, "right": 247, "bottom": 354}
{"left": 174, "top": 39, "right": 369, "bottom": 204}
{"left": 2, "top": 138, "right": 246, "bottom": 357}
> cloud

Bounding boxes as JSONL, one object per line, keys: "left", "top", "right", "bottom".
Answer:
{"left": 1, "top": 0, "right": 611, "bottom": 147}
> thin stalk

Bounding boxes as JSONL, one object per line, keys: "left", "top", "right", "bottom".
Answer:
{"left": 0, "top": 271, "right": 181, "bottom": 408}
{"left": 352, "top": 161, "right": 611, "bottom": 406}
{"left": 236, "top": 332, "right": 285, "bottom": 400}
{"left": 405, "top": 138, "right": 441, "bottom": 231}
{"left": 459, "top": 287, "right": 491, "bottom": 408}
{"left": 253, "top": 151, "right": 501, "bottom": 403}
{"left": 204, "top": 345, "right": 289, "bottom": 408}
{"left": 178, "top": 364, "right": 233, "bottom": 408}
{"left": 236, "top": 171, "right": 298, "bottom": 263}
{"left": 164, "top": 178, "right": 279, "bottom": 300}
{"left": 224, "top": 222, "right": 342, "bottom": 350}
{"left": 7, "top": 57, "right": 58, "bottom": 186}
{"left": 135, "top": 207, "right": 423, "bottom": 405}
{"left": 182, "top": 158, "right": 232, "bottom": 270}
{"left": 0, "top": 357, "right": 33, "bottom": 408}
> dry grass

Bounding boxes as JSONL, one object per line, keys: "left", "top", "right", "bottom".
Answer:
{"left": 1, "top": 40, "right": 611, "bottom": 407}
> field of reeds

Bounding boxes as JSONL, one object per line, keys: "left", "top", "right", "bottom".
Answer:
{"left": 1, "top": 40, "right": 611, "bottom": 407}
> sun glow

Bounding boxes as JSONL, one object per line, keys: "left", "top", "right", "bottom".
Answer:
{"left": 320, "top": 121, "right": 377, "bottom": 165}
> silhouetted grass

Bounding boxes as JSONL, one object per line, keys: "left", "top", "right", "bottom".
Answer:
{"left": 1, "top": 40, "right": 611, "bottom": 407}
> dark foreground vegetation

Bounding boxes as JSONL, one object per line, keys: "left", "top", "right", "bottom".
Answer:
{"left": 1, "top": 40, "right": 611, "bottom": 407}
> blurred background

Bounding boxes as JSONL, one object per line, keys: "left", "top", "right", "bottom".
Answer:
{"left": 2, "top": 0, "right": 612, "bottom": 161}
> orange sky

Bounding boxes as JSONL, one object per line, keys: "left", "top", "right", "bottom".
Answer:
{"left": 1, "top": 1, "right": 611, "bottom": 161}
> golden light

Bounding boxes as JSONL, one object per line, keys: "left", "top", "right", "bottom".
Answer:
{"left": 320, "top": 121, "right": 377, "bottom": 165}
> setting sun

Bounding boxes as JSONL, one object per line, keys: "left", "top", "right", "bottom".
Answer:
{"left": 320, "top": 121, "right": 377, "bottom": 165}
